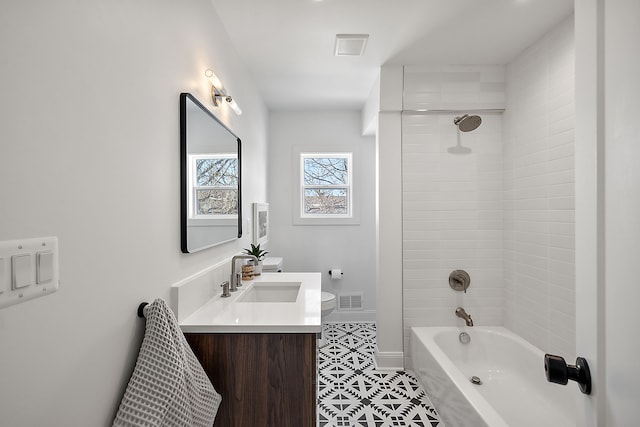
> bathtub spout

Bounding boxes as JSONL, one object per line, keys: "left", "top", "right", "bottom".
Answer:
{"left": 455, "top": 307, "right": 474, "bottom": 327}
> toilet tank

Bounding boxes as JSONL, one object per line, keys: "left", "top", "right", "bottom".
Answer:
{"left": 262, "top": 257, "right": 283, "bottom": 272}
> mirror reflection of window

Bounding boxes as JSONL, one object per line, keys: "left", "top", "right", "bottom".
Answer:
{"left": 190, "top": 154, "right": 238, "bottom": 217}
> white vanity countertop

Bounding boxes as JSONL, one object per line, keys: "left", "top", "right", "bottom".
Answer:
{"left": 179, "top": 272, "right": 322, "bottom": 334}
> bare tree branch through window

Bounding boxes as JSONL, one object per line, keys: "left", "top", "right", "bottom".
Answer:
{"left": 301, "top": 154, "right": 352, "bottom": 216}
{"left": 192, "top": 156, "right": 238, "bottom": 215}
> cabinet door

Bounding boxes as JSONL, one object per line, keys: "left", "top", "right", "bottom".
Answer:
{"left": 185, "top": 333, "right": 317, "bottom": 427}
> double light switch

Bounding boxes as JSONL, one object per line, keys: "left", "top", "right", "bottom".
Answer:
{"left": 0, "top": 237, "right": 58, "bottom": 309}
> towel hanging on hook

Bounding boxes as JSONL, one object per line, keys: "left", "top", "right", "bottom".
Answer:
{"left": 114, "top": 299, "right": 221, "bottom": 426}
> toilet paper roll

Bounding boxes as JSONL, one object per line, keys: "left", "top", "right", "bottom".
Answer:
{"left": 330, "top": 269, "right": 342, "bottom": 280}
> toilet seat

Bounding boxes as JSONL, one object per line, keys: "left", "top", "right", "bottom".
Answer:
{"left": 321, "top": 291, "right": 336, "bottom": 307}
{"left": 321, "top": 292, "right": 336, "bottom": 316}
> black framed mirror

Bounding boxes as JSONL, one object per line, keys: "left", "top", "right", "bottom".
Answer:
{"left": 180, "top": 93, "right": 242, "bottom": 253}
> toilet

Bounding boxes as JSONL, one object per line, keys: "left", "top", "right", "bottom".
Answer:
{"left": 319, "top": 292, "right": 337, "bottom": 347}
{"left": 321, "top": 292, "right": 336, "bottom": 318}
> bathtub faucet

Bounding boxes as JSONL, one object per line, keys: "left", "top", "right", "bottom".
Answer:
{"left": 455, "top": 307, "right": 474, "bottom": 327}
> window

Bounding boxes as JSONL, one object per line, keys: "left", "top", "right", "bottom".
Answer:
{"left": 300, "top": 153, "right": 352, "bottom": 218}
{"left": 189, "top": 154, "right": 238, "bottom": 218}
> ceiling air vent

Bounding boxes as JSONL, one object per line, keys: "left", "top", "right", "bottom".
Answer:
{"left": 334, "top": 34, "right": 369, "bottom": 56}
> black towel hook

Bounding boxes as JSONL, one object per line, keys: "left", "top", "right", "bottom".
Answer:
{"left": 544, "top": 353, "right": 592, "bottom": 395}
{"left": 137, "top": 302, "right": 149, "bottom": 318}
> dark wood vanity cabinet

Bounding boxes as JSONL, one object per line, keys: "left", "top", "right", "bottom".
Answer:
{"left": 185, "top": 332, "right": 317, "bottom": 427}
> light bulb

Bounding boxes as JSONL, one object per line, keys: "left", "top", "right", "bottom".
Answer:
{"left": 204, "top": 69, "right": 223, "bottom": 90}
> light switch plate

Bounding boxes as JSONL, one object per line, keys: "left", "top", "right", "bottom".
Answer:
{"left": 0, "top": 237, "right": 58, "bottom": 309}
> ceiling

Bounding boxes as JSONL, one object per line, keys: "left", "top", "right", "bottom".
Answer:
{"left": 211, "top": 0, "right": 574, "bottom": 110}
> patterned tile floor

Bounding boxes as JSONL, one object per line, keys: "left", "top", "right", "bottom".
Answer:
{"left": 318, "top": 322, "right": 442, "bottom": 427}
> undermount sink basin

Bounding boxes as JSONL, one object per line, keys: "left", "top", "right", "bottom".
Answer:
{"left": 238, "top": 282, "right": 301, "bottom": 303}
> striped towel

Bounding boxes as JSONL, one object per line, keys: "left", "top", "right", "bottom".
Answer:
{"left": 113, "top": 299, "right": 221, "bottom": 426}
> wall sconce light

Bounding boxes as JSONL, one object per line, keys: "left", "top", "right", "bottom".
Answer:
{"left": 204, "top": 69, "right": 242, "bottom": 115}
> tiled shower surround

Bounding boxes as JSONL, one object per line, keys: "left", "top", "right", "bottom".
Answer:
{"left": 402, "top": 111, "right": 505, "bottom": 365}
{"left": 503, "top": 17, "right": 576, "bottom": 359}
{"left": 401, "top": 16, "right": 576, "bottom": 364}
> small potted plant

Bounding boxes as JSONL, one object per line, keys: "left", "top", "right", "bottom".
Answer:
{"left": 243, "top": 243, "right": 269, "bottom": 276}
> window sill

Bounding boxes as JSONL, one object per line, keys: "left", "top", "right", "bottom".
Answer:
{"left": 293, "top": 216, "right": 360, "bottom": 226}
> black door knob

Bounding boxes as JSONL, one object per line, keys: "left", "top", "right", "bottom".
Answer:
{"left": 544, "top": 353, "right": 592, "bottom": 395}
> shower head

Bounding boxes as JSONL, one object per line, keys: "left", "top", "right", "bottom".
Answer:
{"left": 454, "top": 114, "right": 482, "bottom": 132}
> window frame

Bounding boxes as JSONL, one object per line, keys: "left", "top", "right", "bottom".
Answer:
{"left": 293, "top": 147, "right": 360, "bottom": 226}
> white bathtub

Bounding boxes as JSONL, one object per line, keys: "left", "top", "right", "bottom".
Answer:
{"left": 410, "top": 327, "right": 574, "bottom": 427}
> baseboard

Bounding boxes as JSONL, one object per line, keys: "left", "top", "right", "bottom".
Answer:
{"left": 323, "top": 310, "right": 376, "bottom": 323}
{"left": 374, "top": 347, "right": 405, "bottom": 371}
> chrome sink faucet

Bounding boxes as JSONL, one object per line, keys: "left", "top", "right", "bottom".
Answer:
{"left": 230, "top": 255, "right": 258, "bottom": 291}
{"left": 455, "top": 307, "right": 474, "bottom": 327}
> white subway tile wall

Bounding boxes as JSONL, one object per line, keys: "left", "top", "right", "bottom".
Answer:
{"left": 403, "top": 65, "right": 506, "bottom": 112}
{"left": 401, "top": 17, "right": 575, "bottom": 365}
{"left": 503, "top": 18, "right": 575, "bottom": 360}
{"left": 402, "top": 111, "right": 505, "bottom": 363}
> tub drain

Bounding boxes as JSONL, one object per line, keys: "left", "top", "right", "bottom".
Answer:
{"left": 470, "top": 376, "right": 482, "bottom": 385}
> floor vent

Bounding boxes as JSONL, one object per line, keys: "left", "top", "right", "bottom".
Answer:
{"left": 338, "top": 292, "right": 363, "bottom": 311}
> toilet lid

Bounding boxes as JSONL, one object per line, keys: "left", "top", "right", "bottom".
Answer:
{"left": 321, "top": 291, "right": 336, "bottom": 302}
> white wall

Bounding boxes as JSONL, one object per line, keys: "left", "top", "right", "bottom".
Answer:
{"left": 399, "top": 66, "right": 506, "bottom": 366}
{"left": 0, "top": 1, "right": 267, "bottom": 425}
{"left": 601, "top": 1, "right": 640, "bottom": 423}
{"left": 375, "top": 65, "right": 405, "bottom": 368}
{"left": 574, "top": 1, "right": 603, "bottom": 424}
{"left": 268, "top": 111, "right": 376, "bottom": 321}
{"left": 503, "top": 16, "right": 576, "bottom": 359}
{"left": 575, "top": 2, "right": 640, "bottom": 424}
